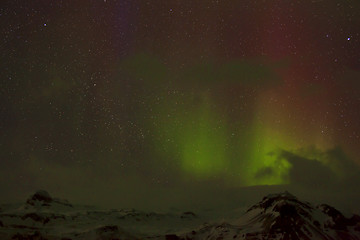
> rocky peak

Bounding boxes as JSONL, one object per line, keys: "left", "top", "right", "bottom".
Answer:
{"left": 25, "top": 190, "right": 72, "bottom": 208}
{"left": 247, "top": 191, "right": 313, "bottom": 215}
{"left": 26, "top": 190, "right": 53, "bottom": 206}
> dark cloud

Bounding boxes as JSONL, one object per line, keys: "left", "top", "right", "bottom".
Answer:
{"left": 278, "top": 147, "right": 360, "bottom": 188}
{"left": 255, "top": 167, "right": 274, "bottom": 179}
{"left": 268, "top": 147, "right": 360, "bottom": 212}
{"left": 280, "top": 150, "right": 337, "bottom": 189}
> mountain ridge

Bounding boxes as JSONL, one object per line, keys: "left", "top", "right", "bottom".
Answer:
{"left": 0, "top": 190, "right": 359, "bottom": 239}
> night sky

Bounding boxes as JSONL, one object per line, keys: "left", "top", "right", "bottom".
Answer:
{"left": 1, "top": 0, "right": 360, "bottom": 211}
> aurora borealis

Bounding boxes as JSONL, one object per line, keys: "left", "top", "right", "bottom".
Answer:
{"left": 1, "top": 0, "right": 360, "bottom": 210}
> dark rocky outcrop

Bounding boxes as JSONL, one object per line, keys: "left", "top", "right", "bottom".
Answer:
{"left": 180, "top": 211, "right": 197, "bottom": 219}
{"left": 26, "top": 190, "right": 52, "bottom": 206}
{"left": 26, "top": 190, "right": 73, "bottom": 208}
{"left": 11, "top": 231, "right": 45, "bottom": 240}
{"left": 165, "top": 234, "right": 182, "bottom": 240}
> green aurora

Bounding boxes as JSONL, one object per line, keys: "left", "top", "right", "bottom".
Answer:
{"left": 121, "top": 54, "right": 339, "bottom": 187}
{"left": 152, "top": 89, "right": 293, "bottom": 186}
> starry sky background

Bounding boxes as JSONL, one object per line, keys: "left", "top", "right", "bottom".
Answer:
{"left": 1, "top": 0, "right": 360, "bottom": 211}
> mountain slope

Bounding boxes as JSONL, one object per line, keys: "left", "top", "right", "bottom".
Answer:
{"left": 0, "top": 191, "right": 359, "bottom": 240}
{"left": 180, "top": 191, "right": 360, "bottom": 240}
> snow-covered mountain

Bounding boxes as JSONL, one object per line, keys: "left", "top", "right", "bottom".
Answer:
{"left": 181, "top": 191, "right": 360, "bottom": 240}
{"left": 0, "top": 190, "right": 359, "bottom": 239}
